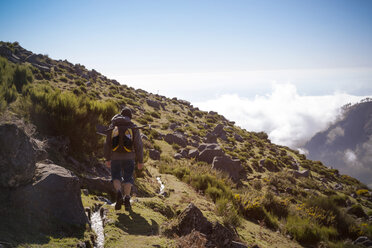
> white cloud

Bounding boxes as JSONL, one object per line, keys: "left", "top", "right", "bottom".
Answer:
{"left": 326, "top": 126, "right": 345, "bottom": 144}
{"left": 195, "top": 83, "right": 368, "bottom": 148}
{"left": 344, "top": 149, "right": 357, "bottom": 163}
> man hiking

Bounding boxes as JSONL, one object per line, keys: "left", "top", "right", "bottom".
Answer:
{"left": 104, "top": 107, "right": 144, "bottom": 211}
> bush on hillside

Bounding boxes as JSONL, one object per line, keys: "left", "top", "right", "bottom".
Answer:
{"left": 22, "top": 83, "right": 118, "bottom": 156}
{"left": 286, "top": 215, "right": 338, "bottom": 245}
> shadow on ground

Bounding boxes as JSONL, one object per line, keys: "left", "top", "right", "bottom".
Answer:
{"left": 115, "top": 209, "right": 159, "bottom": 236}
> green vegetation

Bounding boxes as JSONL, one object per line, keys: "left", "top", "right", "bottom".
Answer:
{"left": 22, "top": 83, "right": 117, "bottom": 156}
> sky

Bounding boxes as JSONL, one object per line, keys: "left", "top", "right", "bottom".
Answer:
{"left": 1, "top": 0, "right": 372, "bottom": 149}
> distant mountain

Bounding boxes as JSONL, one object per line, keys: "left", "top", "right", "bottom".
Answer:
{"left": 304, "top": 99, "right": 372, "bottom": 188}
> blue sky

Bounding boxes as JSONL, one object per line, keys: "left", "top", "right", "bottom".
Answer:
{"left": 1, "top": 0, "right": 372, "bottom": 147}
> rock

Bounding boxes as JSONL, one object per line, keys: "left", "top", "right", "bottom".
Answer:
{"left": 164, "top": 133, "right": 187, "bottom": 147}
{"left": 231, "top": 241, "right": 248, "bottom": 248}
{"left": 178, "top": 148, "right": 189, "bottom": 158}
{"left": 291, "top": 169, "right": 311, "bottom": 178}
{"left": 198, "top": 143, "right": 220, "bottom": 152}
{"left": 149, "top": 149, "right": 161, "bottom": 160}
{"left": 212, "top": 124, "right": 228, "bottom": 141}
{"left": 334, "top": 183, "right": 343, "bottom": 191}
{"left": 175, "top": 203, "right": 212, "bottom": 236}
{"left": 188, "top": 149, "right": 199, "bottom": 159}
{"left": 146, "top": 99, "right": 161, "bottom": 109}
{"left": 289, "top": 161, "right": 299, "bottom": 170}
{"left": 0, "top": 123, "right": 37, "bottom": 187}
{"left": 212, "top": 124, "right": 224, "bottom": 135}
{"left": 191, "top": 135, "right": 201, "bottom": 143}
{"left": 173, "top": 203, "right": 241, "bottom": 247}
{"left": 169, "top": 123, "right": 178, "bottom": 130}
{"left": 82, "top": 189, "right": 89, "bottom": 196}
{"left": 212, "top": 156, "right": 243, "bottom": 181}
{"left": 234, "top": 133, "right": 244, "bottom": 142}
{"left": 353, "top": 236, "right": 370, "bottom": 245}
{"left": 205, "top": 132, "right": 217, "bottom": 143}
{"left": 174, "top": 153, "right": 182, "bottom": 160}
{"left": 347, "top": 205, "right": 367, "bottom": 218}
{"left": 80, "top": 175, "right": 116, "bottom": 200}
{"left": 11, "top": 163, "right": 88, "bottom": 232}
{"left": 198, "top": 148, "right": 224, "bottom": 164}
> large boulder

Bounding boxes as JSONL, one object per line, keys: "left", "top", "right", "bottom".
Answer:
{"left": 146, "top": 99, "right": 161, "bottom": 109}
{"left": 212, "top": 124, "right": 228, "bottom": 141}
{"left": 80, "top": 175, "right": 116, "bottom": 200}
{"left": 10, "top": 163, "right": 88, "bottom": 232}
{"left": 198, "top": 148, "right": 224, "bottom": 164}
{"left": 212, "top": 156, "right": 243, "bottom": 181}
{"left": 205, "top": 132, "right": 217, "bottom": 143}
{"left": 164, "top": 133, "right": 187, "bottom": 147}
{"left": 0, "top": 124, "right": 37, "bottom": 187}
{"left": 169, "top": 203, "right": 245, "bottom": 248}
{"left": 188, "top": 149, "right": 199, "bottom": 159}
{"left": 175, "top": 203, "right": 212, "bottom": 236}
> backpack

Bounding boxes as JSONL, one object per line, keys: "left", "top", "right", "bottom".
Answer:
{"left": 110, "top": 115, "right": 135, "bottom": 153}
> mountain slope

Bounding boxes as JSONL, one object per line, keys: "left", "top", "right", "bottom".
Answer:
{"left": 1, "top": 41, "right": 372, "bottom": 248}
{"left": 305, "top": 100, "right": 372, "bottom": 188}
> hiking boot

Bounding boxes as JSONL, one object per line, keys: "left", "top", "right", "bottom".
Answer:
{"left": 115, "top": 191, "right": 123, "bottom": 210}
{"left": 124, "top": 196, "right": 131, "bottom": 211}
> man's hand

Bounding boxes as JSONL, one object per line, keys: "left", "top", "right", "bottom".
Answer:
{"left": 137, "top": 163, "right": 144, "bottom": 170}
{"left": 106, "top": 160, "right": 111, "bottom": 169}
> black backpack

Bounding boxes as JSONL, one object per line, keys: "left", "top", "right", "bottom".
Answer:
{"left": 110, "top": 115, "right": 135, "bottom": 153}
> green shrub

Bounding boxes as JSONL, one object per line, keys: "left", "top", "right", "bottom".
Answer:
{"left": 13, "top": 65, "right": 33, "bottom": 92}
{"left": 0, "top": 83, "right": 17, "bottom": 103}
{"left": 262, "top": 192, "right": 289, "bottom": 218}
{"left": 216, "top": 198, "right": 241, "bottom": 227}
{"left": 347, "top": 204, "right": 366, "bottom": 218}
{"left": 22, "top": 84, "right": 117, "bottom": 156}
{"left": 286, "top": 215, "right": 337, "bottom": 245}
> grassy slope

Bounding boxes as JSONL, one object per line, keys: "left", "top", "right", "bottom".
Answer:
{"left": 1, "top": 41, "right": 371, "bottom": 247}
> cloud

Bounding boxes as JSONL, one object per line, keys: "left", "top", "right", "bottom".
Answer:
{"left": 326, "top": 126, "right": 345, "bottom": 144}
{"left": 195, "top": 83, "right": 368, "bottom": 148}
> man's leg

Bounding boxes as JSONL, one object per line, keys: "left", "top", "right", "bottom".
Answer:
{"left": 123, "top": 160, "right": 135, "bottom": 211}
{"left": 111, "top": 161, "right": 124, "bottom": 210}
{"left": 123, "top": 183, "right": 132, "bottom": 197}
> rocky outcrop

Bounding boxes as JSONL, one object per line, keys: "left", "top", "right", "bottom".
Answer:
{"left": 149, "top": 149, "right": 161, "bottom": 160}
{"left": 188, "top": 149, "right": 199, "bottom": 159}
{"left": 198, "top": 148, "right": 224, "bottom": 164}
{"left": 164, "top": 133, "right": 187, "bottom": 147}
{"left": 212, "top": 156, "right": 243, "bottom": 181}
{"left": 291, "top": 169, "right": 311, "bottom": 178}
{"left": 168, "top": 203, "right": 245, "bottom": 248}
{"left": 0, "top": 123, "right": 37, "bottom": 187}
{"left": 146, "top": 99, "right": 161, "bottom": 109}
{"left": 80, "top": 175, "right": 116, "bottom": 199}
{"left": 205, "top": 132, "right": 218, "bottom": 143}
{"left": 10, "top": 163, "right": 88, "bottom": 232}
{"left": 212, "top": 124, "right": 228, "bottom": 141}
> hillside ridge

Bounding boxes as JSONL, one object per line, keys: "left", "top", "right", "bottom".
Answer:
{"left": 1, "top": 41, "right": 372, "bottom": 248}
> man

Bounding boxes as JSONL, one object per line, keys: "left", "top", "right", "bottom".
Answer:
{"left": 104, "top": 107, "right": 144, "bottom": 211}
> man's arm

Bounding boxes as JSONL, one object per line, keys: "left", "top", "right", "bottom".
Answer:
{"left": 133, "top": 129, "right": 144, "bottom": 169}
{"left": 104, "top": 132, "right": 112, "bottom": 167}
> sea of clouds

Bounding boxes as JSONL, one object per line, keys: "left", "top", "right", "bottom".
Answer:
{"left": 195, "top": 83, "right": 367, "bottom": 149}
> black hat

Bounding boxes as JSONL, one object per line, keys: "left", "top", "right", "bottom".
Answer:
{"left": 120, "top": 107, "right": 132, "bottom": 119}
